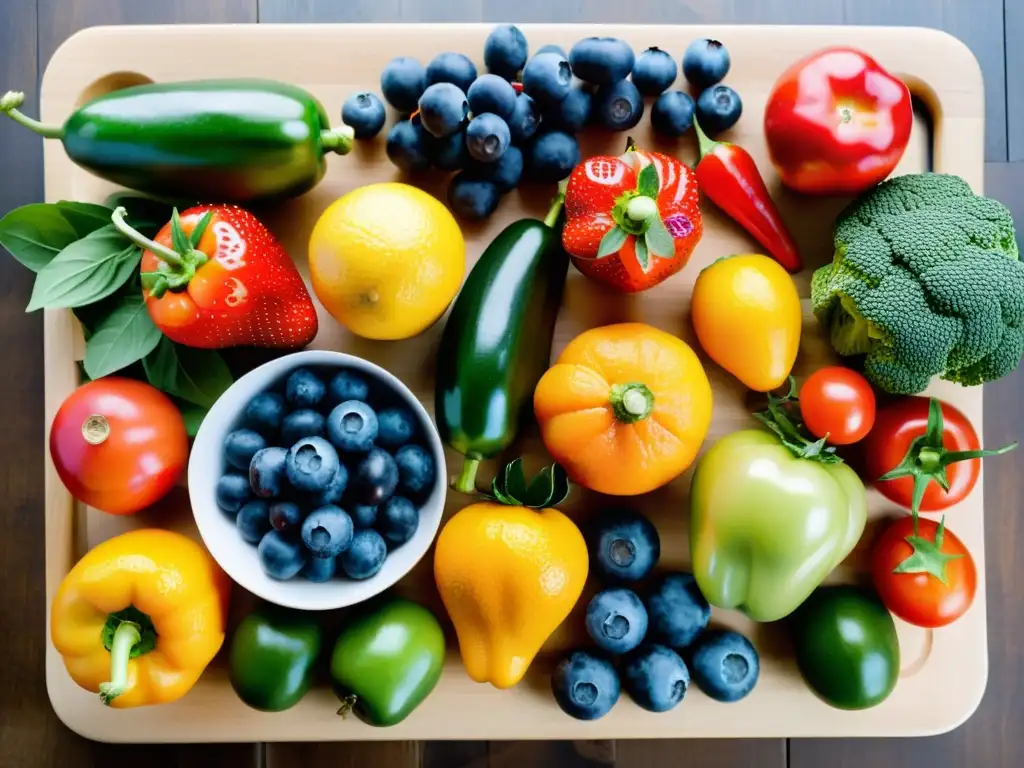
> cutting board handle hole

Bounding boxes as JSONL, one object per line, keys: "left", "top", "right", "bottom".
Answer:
{"left": 75, "top": 72, "right": 153, "bottom": 109}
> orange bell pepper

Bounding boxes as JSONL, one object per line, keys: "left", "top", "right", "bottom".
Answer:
{"left": 50, "top": 529, "right": 231, "bottom": 708}
{"left": 534, "top": 322, "right": 713, "bottom": 495}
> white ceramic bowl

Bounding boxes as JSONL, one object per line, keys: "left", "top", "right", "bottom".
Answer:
{"left": 189, "top": 350, "right": 447, "bottom": 611}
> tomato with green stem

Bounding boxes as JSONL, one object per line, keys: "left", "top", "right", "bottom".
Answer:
{"left": 798, "top": 366, "right": 875, "bottom": 445}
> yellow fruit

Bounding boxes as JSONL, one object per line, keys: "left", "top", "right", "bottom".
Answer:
{"left": 308, "top": 183, "right": 466, "bottom": 340}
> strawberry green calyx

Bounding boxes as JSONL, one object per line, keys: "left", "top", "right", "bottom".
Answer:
{"left": 597, "top": 161, "right": 676, "bottom": 273}
{"left": 893, "top": 515, "right": 964, "bottom": 584}
{"left": 112, "top": 206, "right": 212, "bottom": 299}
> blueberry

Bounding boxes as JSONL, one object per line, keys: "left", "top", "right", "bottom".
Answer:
{"left": 523, "top": 52, "right": 573, "bottom": 106}
{"left": 302, "top": 554, "right": 337, "bottom": 583}
{"left": 349, "top": 447, "right": 399, "bottom": 505}
{"left": 524, "top": 131, "right": 579, "bottom": 183}
{"left": 651, "top": 91, "right": 696, "bottom": 137}
{"left": 551, "top": 651, "right": 620, "bottom": 721}
{"left": 285, "top": 367, "right": 326, "bottom": 409}
{"left": 695, "top": 85, "right": 742, "bottom": 136}
{"left": 257, "top": 530, "right": 306, "bottom": 580}
{"left": 385, "top": 120, "right": 432, "bottom": 173}
{"left": 249, "top": 446, "right": 289, "bottom": 499}
{"left": 381, "top": 56, "right": 427, "bottom": 113}
{"left": 269, "top": 500, "right": 303, "bottom": 533}
{"left": 338, "top": 529, "right": 388, "bottom": 580}
{"left": 585, "top": 588, "right": 648, "bottom": 655}
{"left": 328, "top": 370, "right": 370, "bottom": 405}
{"left": 245, "top": 392, "right": 286, "bottom": 439}
{"left": 507, "top": 93, "right": 540, "bottom": 146}
{"left": 425, "top": 129, "right": 469, "bottom": 171}
{"left": 326, "top": 400, "right": 379, "bottom": 454}
{"left": 541, "top": 83, "right": 592, "bottom": 134}
{"left": 342, "top": 92, "right": 386, "bottom": 139}
{"left": 224, "top": 428, "right": 266, "bottom": 471}
{"left": 585, "top": 507, "right": 660, "bottom": 583}
{"left": 418, "top": 83, "right": 469, "bottom": 139}
{"left": 594, "top": 79, "right": 644, "bottom": 131}
{"left": 216, "top": 473, "right": 251, "bottom": 513}
{"left": 536, "top": 44, "right": 567, "bottom": 58}
{"left": 645, "top": 572, "right": 711, "bottom": 648}
{"left": 690, "top": 629, "right": 760, "bottom": 703}
{"left": 448, "top": 174, "right": 501, "bottom": 220}
{"left": 305, "top": 463, "right": 348, "bottom": 507}
{"left": 377, "top": 496, "right": 419, "bottom": 547}
{"left": 631, "top": 47, "right": 677, "bottom": 96}
{"left": 281, "top": 409, "right": 326, "bottom": 446}
{"left": 395, "top": 444, "right": 435, "bottom": 497}
{"left": 301, "top": 504, "right": 355, "bottom": 558}
{"left": 468, "top": 74, "right": 517, "bottom": 120}
{"left": 469, "top": 145, "right": 522, "bottom": 192}
{"left": 236, "top": 500, "right": 271, "bottom": 543}
{"left": 465, "top": 113, "right": 511, "bottom": 163}
{"left": 484, "top": 24, "right": 528, "bottom": 80}
{"left": 569, "top": 37, "right": 635, "bottom": 86}
{"left": 622, "top": 644, "right": 689, "bottom": 713}
{"left": 376, "top": 407, "right": 416, "bottom": 449}
{"left": 682, "top": 38, "right": 730, "bottom": 90}
{"left": 350, "top": 504, "right": 378, "bottom": 529}
{"left": 425, "top": 52, "right": 478, "bottom": 93}
{"left": 285, "top": 436, "right": 341, "bottom": 493}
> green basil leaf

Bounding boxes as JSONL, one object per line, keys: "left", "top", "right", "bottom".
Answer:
{"left": 171, "top": 397, "right": 208, "bottom": 438}
{"left": 634, "top": 237, "right": 650, "bottom": 272}
{"left": 55, "top": 201, "right": 114, "bottom": 238}
{"left": 636, "top": 163, "right": 660, "bottom": 199}
{"left": 597, "top": 226, "right": 628, "bottom": 258}
{"left": 0, "top": 203, "right": 80, "bottom": 272}
{"left": 83, "top": 294, "right": 162, "bottom": 379}
{"left": 26, "top": 227, "right": 141, "bottom": 311}
{"left": 645, "top": 216, "right": 676, "bottom": 259}
{"left": 144, "top": 337, "right": 233, "bottom": 409}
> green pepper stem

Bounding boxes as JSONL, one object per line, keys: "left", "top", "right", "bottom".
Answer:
{"left": 544, "top": 184, "right": 567, "bottom": 228}
{"left": 321, "top": 124, "right": 355, "bottom": 155}
{"left": 693, "top": 118, "right": 717, "bottom": 162}
{"left": 111, "top": 207, "right": 185, "bottom": 266}
{"left": 610, "top": 382, "right": 654, "bottom": 423}
{"left": 1, "top": 91, "right": 64, "bottom": 139}
{"left": 452, "top": 457, "right": 481, "bottom": 494}
{"left": 99, "top": 621, "right": 141, "bottom": 706}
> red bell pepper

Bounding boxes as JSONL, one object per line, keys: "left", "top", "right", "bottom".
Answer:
{"left": 692, "top": 119, "right": 802, "bottom": 273}
{"left": 764, "top": 46, "right": 913, "bottom": 196}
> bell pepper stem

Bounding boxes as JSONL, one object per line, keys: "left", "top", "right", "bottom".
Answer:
{"left": 544, "top": 183, "right": 567, "bottom": 228}
{"left": 111, "top": 207, "right": 186, "bottom": 267}
{"left": 1, "top": 91, "right": 64, "bottom": 139}
{"left": 693, "top": 118, "right": 718, "bottom": 161}
{"left": 453, "top": 457, "right": 481, "bottom": 494}
{"left": 610, "top": 382, "right": 654, "bottom": 423}
{"left": 321, "top": 124, "right": 355, "bottom": 155}
{"left": 336, "top": 693, "right": 357, "bottom": 718}
{"left": 99, "top": 621, "right": 141, "bottom": 706}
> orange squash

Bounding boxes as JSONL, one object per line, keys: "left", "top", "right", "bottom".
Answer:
{"left": 534, "top": 322, "right": 713, "bottom": 496}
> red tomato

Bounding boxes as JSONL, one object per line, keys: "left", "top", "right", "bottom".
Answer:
{"left": 871, "top": 515, "right": 976, "bottom": 628}
{"left": 798, "top": 366, "right": 876, "bottom": 445}
{"left": 49, "top": 377, "right": 188, "bottom": 515}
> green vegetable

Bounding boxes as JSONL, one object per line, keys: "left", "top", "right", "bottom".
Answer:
{"left": 82, "top": 293, "right": 161, "bottom": 380}
{"left": 229, "top": 607, "right": 322, "bottom": 713}
{"left": 1, "top": 80, "right": 353, "bottom": 204}
{"left": 791, "top": 585, "right": 899, "bottom": 710}
{"left": 330, "top": 598, "right": 445, "bottom": 727}
{"left": 434, "top": 190, "right": 568, "bottom": 493}
{"left": 811, "top": 172, "right": 1024, "bottom": 394}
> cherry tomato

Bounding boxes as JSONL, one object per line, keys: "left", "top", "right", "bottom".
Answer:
{"left": 871, "top": 515, "right": 976, "bottom": 628}
{"left": 798, "top": 366, "right": 876, "bottom": 445}
{"left": 49, "top": 377, "right": 188, "bottom": 515}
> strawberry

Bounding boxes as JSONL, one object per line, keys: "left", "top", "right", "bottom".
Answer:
{"left": 112, "top": 204, "right": 317, "bottom": 349}
{"left": 562, "top": 145, "right": 703, "bottom": 293}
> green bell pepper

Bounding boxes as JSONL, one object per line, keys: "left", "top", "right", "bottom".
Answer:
{"left": 689, "top": 429, "right": 867, "bottom": 622}
{"left": 228, "top": 606, "right": 322, "bottom": 712}
{"left": 0, "top": 79, "right": 353, "bottom": 203}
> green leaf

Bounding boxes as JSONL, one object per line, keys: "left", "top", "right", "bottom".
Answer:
{"left": 83, "top": 294, "right": 162, "bottom": 379}
{"left": 636, "top": 163, "right": 660, "bottom": 198}
{"left": 597, "top": 226, "right": 628, "bottom": 258}
{"left": 189, "top": 212, "right": 213, "bottom": 248}
{"left": 644, "top": 215, "right": 676, "bottom": 259}
{"left": 524, "top": 465, "right": 556, "bottom": 507}
{"left": 503, "top": 458, "right": 528, "bottom": 502}
{"left": 143, "top": 337, "right": 233, "bottom": 409}
{"left": 893, "top": 516, "right": 965, "bottom": 584}
{"left": 26, "top": 227, "right": 141, "bottom": 311}
{"left": 0, "top": 203, "right": 80, "bottom": 272}
{"left": 634, "top": 237, "right": 650, "bottom": 272}
{"left": 171, "top": 397, "right": 208, "bottom": 438}
{"left": 55, "top": 201, "right": 114, "bottom": 238}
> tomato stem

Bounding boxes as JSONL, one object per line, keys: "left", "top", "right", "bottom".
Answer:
{"left": 81, "top": 414, "right": 110, "bottom": 446}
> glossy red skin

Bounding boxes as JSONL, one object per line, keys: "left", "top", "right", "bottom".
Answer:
{"left": 799, "top": 366, "right": 875, "bottom": 445}
{"left": 49, "top": 378, "right": 189, "bottom": 516}
{"left": 864, "top": 396, "right": 980, "bottom": 512}
{"left": 871, "top": 515, "right": 976, "bottom": 628}
{"left": 764, "top": 46, "right": 913, "bottom": 195}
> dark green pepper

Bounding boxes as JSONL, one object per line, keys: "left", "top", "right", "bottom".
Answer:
{"left": 229, "top": 606, "right": 322, "bottom": 712}
{"left": 434, "top": 191, "right": 568, "bottom": 493}
{"left": 0, "top": 79, "right": 352, "bottom": 203}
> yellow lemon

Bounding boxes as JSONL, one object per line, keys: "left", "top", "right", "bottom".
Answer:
{"left": 308, "top": 183, "right": 465, "bottom": 340}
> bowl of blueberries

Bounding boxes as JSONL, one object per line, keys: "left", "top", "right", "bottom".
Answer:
{"left": 189, "top": 350, "right": 446, "bottom": 611}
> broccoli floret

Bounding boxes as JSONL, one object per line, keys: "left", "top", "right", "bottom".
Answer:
{"left": 811, "top": 172, "right": 1024, "bottom": 394}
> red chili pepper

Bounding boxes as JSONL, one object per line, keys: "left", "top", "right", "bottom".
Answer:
{"left": 692, "top": 119, "right": 802, "bottom": 273}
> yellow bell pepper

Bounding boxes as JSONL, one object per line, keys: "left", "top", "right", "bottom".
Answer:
{"left": 434, "top": 460, "right": 588, "bottom": 689}
{"left": 50, "top": 528, "right": 231, "bottom": 708}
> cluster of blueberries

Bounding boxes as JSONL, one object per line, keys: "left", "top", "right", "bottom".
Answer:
{"left": 338, "top": 26, "right": 739, "bottom": 221}
{"left": 552, "top": 508, "right": 760, "bottom": 720}
{"left": 214, "top": 366, "right": 436, "bottom": 583}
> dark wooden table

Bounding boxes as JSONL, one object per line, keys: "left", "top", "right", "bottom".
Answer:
{"left": 2, "top": 2, "right": 1022, "bottom": 766}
